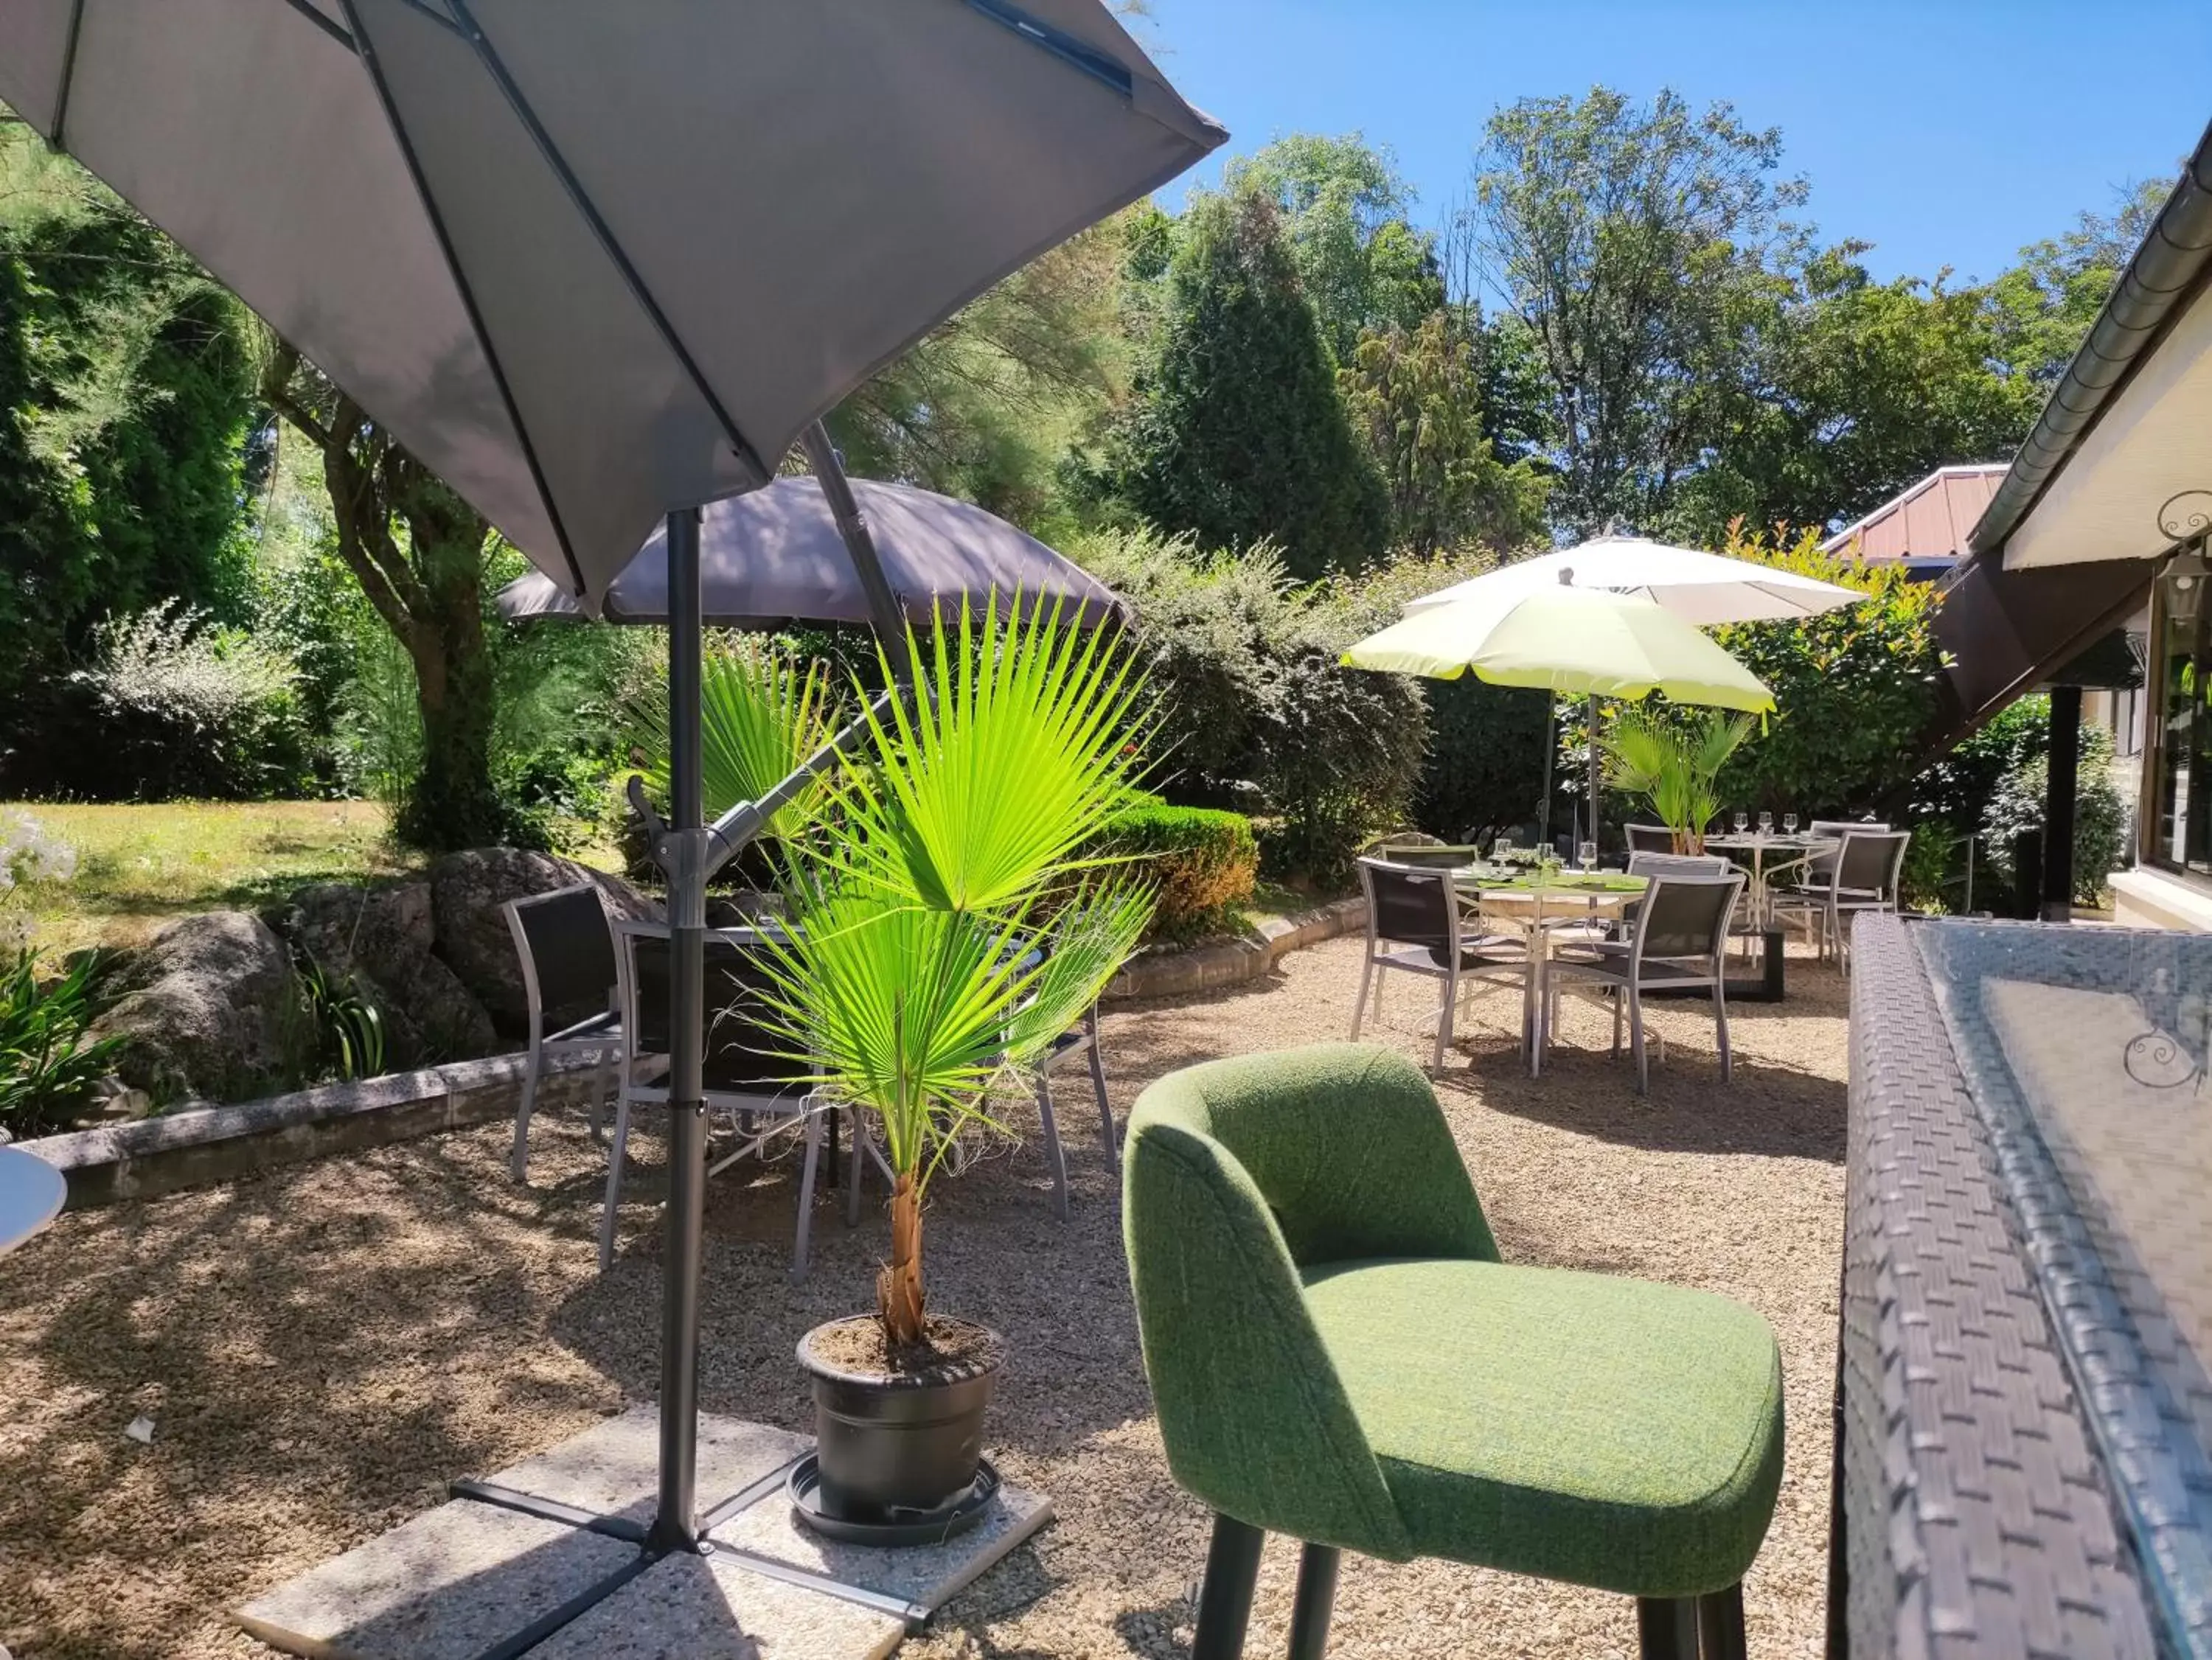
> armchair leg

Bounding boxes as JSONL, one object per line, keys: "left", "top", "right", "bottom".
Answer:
{"left": 1350, "top": 953, "right": 1374, "bottom": 1040}
{"left": 1635, "top": 1596, "right": 1698, "bottom": 1660}
{"left": 1036, "top": 1072, "right": 1071, "bottom": 1220}
{"left": 1287, "top": 1542, "right": 1340, "bottom": 1660}
{"left": 597, "top": 1097, "right": 633, "bottom": 1274}
{"left": 510, "top": 1040, "right": 543, "bottom": 1182}
{"left": 1629, "top": 985, "right": 1649, "bottom": 1095}
{"left": 788, "top": 1106, "right": 824, "bottom": 1284}
{"left": 1697, "top": 1582, "right": 1747, "bottom": 1660}
{"left": 1086, "top": 1008, "right": 1118, "bottom": 1174}
{"left": 1192, "top": 1513, "right": 1265, "bottom": 1660}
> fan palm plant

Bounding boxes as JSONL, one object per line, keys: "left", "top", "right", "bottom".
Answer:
{"left": 1603, "top": 707, "right": 1755, "bottom": 854}
{"left": 633, "top": 640, "right": 838, "bottom": 840}
{"left": 758, "top": 597, "right": 1154, "bottom": 1353}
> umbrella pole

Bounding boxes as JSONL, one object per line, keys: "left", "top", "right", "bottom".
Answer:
{"left": 1586, "top": 694, "right": 1601, "bottom": 854}
{"left": 652, "top": 505, "right": 708, "bottom": 1554}
{"left": 1538, "top": 698, "right": 1554, "bottom": 853}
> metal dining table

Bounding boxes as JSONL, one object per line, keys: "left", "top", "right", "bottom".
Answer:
{"left": 1702, "top": 830, "right": 1839, "bottom": 932}
{"left": 1452, "top": 867, "right": 1649, "bottom": 1076}
{"left": 0, "top": 1144, "right": 66, "bottom": 1257}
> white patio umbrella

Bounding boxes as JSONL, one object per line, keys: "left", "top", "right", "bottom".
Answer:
{"left": 1409, "top": 535, "right": 1862, "bottom": 625}
{"left": 1391, "top": 537, "right": 1859, "bottom": 847}
{"left": 0, "top": 0, "right": 1223, "bottom": 1562}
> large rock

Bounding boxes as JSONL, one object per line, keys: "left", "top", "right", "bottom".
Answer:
{"left": 275, "top": 881, "right": 498, "bottom": 1067}
{"left": 89, "top": 912, "right": 308, "bottom": 1104}
{"left": 428, "top": 849, "right": 659, "bottom": 1036}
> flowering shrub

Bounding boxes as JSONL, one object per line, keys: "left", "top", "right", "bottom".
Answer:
{"left": 61, "top": 600, "right": 312, "bottom": 800}
{"left": 0, "top": 811, "right": 76, "bottom": 956}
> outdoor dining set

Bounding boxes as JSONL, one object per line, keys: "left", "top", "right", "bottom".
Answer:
{"left": 1353, "top": 820, "right": 1910, "bottom": 1089}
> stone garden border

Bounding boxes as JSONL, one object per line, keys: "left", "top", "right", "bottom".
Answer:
{"left": 20, "top": 1053, "right": 605, "bottom": 1208}
{"left": 20, "top": 897, "right": 1364, "bottom": 1208}
{"left": 1102, "top": 895, "right": 1364, "bottom": 1001}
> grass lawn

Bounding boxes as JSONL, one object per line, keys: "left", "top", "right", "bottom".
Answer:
{"left": 6, "top": 801, "right": 414, "bottom": 956}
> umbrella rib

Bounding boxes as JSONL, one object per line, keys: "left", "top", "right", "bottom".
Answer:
{"left": 445, "top": 0, "right": 773, "bottom": 487}
{"left": 46, "top": 0, "right": 86, "bottom": 148}
{"left": 275, "top": 0, "right": 360, "bottom": 52}
{"left": 963, "top": 0, "right": 1135, "bottom": 98}
{"left": 338, "top": 0, "right": 591, "bottom": 600}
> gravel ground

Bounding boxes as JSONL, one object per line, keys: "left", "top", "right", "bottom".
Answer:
{"left": 0, "top": 934, "right": 1846, "bottom": 1660}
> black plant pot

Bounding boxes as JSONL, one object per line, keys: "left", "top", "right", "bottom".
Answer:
{"left": 796, "top": 1316, "right": 1004, "bottom": 1525}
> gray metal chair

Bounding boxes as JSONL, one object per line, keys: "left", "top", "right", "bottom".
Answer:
{"left": 1798, "top": 819, "right": 1889, "bottom": 891}
{"left": 1627, "top": 851, "right": 1733, "bottom": 879}
{"left": 503, "top": 884, "right": 625, "bottom": 1182}
{"left": 1547, "top": 871, "right": 1744, "bottom": 1094}
{"left": 1354, "top": 857, "right": 1531, "bottom": 1068}
{"left": 1625, "top": 823, "right": 1677, "bottom": 857}
{"left": 603, "top": 921, "right": 826, "bottom": 1280}
{"left": 1773, "top": 829, "right": 1909, "bottom": 972}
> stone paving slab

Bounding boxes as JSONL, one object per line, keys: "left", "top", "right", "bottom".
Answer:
{"left": 478, "top": 1405, "right": 808, "bottom": 1525}
{"left": 524, "top": 1549, "right": 904, "bottom": 1660}
{"left": 710, "top": 1475, "right": 1053, "bottom": 1617}
{"left": 234, "top": 1499, "right": 636, "bottom": 1660}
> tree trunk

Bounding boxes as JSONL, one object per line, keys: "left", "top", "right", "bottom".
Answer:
{"left": 877, "top": 1173, "right": 927, "bottom": 1350}
{"left": 393, "top": 478, "right": 503, "bottom": 851}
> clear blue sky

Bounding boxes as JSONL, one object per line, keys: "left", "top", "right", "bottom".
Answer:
{"left": 1141, "top": 0, "right": 2212, "bottom": 285}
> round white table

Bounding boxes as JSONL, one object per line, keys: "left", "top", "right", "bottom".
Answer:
{"left": 0, "top": 1145, "right": 66, "bottom": 1255}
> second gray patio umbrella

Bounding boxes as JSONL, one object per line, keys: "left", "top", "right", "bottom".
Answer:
{"left": 495, "top": 475, "right": 1128, "bottom": 631}
{"left": 0, "top": 0, "right": 1222, "bottom": 1562}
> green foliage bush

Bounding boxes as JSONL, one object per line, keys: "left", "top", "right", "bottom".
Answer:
{"left": 1094, "top": 794, "right": 1258, "bottom": 940}
{"left": 1702, "top": 525, "right": 1947, "bottom": 816}
{"left": 0, "top": 949, "right": 122, "bottom": 1140}
{"left": 52, "top": 601, "right": 312, "bottom": 801}
{"left": 1074, "top": 526, "right": 1430, "bottom": 888}
{"left": 1980, "top": 724, "right": 2127, "bottom": 905}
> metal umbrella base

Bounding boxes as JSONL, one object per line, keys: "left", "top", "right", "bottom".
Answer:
{"left": 234, "top": 1404, "right": 1053, "bottom": 1658}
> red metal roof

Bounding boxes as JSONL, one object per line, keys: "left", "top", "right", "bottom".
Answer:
{"left": 1820, "top": 465, "right": 2009, "bottom": 562}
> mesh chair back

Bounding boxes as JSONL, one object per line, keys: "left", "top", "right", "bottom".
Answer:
{"left": 1359, "top": 858, "right": 1455, "bottom": 955}
{"left": 1371, "top": 842, "right": 1483, "bottom": 870}
{"left": 627, "top": 928, "right": 801, "bottom": 1097}
{"left": 1625, "top": 823, "right": 1676, "bottom": 855}
{"left": 1806, "top": 820, "right": 1887, "bottom": 880}
{"left": 1834, "top": 829, "right": 1909, "bottom": 896}
{"left": 1628, "top": 851, "right": 1732, "bottom": 879}
{"left": 511, "top": 886, "right": 619, "bottom": 1023}
{"left": 1633, "top": 874, "right": 1741, "bottom": 962}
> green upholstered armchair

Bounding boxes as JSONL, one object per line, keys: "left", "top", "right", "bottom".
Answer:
{"left": 1124, "top": 1044, "right": 1783, "bottom": 1660}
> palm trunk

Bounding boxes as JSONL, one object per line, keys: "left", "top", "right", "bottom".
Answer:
{"left": 877, "top": 1172, "right": 927, "bottom": 1348}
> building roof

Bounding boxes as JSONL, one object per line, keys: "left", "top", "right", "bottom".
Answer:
{"left": 1969, "top": 114, "right": 2212, "bottom": 561}
{"left": 1820, "top": 465, "right": 2009, "bottom": 562}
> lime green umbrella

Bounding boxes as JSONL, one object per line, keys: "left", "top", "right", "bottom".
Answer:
{"left": 1343, "top": 583, "right": 1774, "bottom": 711}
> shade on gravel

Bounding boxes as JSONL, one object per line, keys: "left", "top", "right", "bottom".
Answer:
{"left": 0, "top": 934, "right": 1846, "bottom": 1660}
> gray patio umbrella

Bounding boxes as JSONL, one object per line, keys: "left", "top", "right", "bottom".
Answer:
{"left": 0, "top": 0, "right": 1222, "bottom": 1563}
{"left": 495, "top": 475, "right": 1128, "bottom": 631}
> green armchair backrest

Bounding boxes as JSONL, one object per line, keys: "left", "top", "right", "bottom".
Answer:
{"left": 1122, "top": 1043, "right": 1499, "bottom": 1555}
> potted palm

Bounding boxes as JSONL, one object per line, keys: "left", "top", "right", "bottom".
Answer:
{"left": 1602, "top": 707, "right": 1754, "bottom": 854}
{"left": 757, "top": 597, "right": 1153, "bottom": 1530}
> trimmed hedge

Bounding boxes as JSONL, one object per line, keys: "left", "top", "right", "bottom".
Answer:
{"left": 1096, "top": 796, "right": 1258, "bottom": 939}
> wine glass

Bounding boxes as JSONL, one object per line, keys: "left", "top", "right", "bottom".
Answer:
{"left": 1492, "top": 834, "right": 1514, "bottom": 862}
{"left": 1757, "top": 810, "right": 1774, "bottom": 837}
{"left": 1782, "top": 812, "right": 1798, "bottom": 836}
{"left": 1578, "top": 840, "right": 1598, "bottom": 873}
{"left": 1731, "top": 810, "right": 1748, "bottom": 835}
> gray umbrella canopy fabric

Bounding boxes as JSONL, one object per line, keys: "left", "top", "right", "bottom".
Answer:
{"left": 0, "top": 0, "right": 1222, "bottom": 608}
{"left": 497, "top": 476, "right": 1127, "bottom": 630}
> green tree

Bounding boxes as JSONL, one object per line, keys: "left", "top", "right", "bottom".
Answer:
{"left": 1226, "top": 133, "right": 1439, "bottom": 363}
{"left": 1466, "top": 88, "right": 1806, "bottom": 536}
{"left": 828, "top": 215, "right": 1130, "bottom": 531}
{"left": 260, "top": 343, "right": 507, "bottom": 850}
{"left": 1093, "top": 190, "right": 1390, "bottom": 579}
{"left": 1675, "top": 245, "right": 2041, "bottom": 541}
{"left": 0, "top": 125, "right": 257, "bottom": 739}
{"left": 1339, "top": 307, "right": 1550, "bottom": 556}
{"left": 1990, "top": 179, "right": 2166, "bottom": 392}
